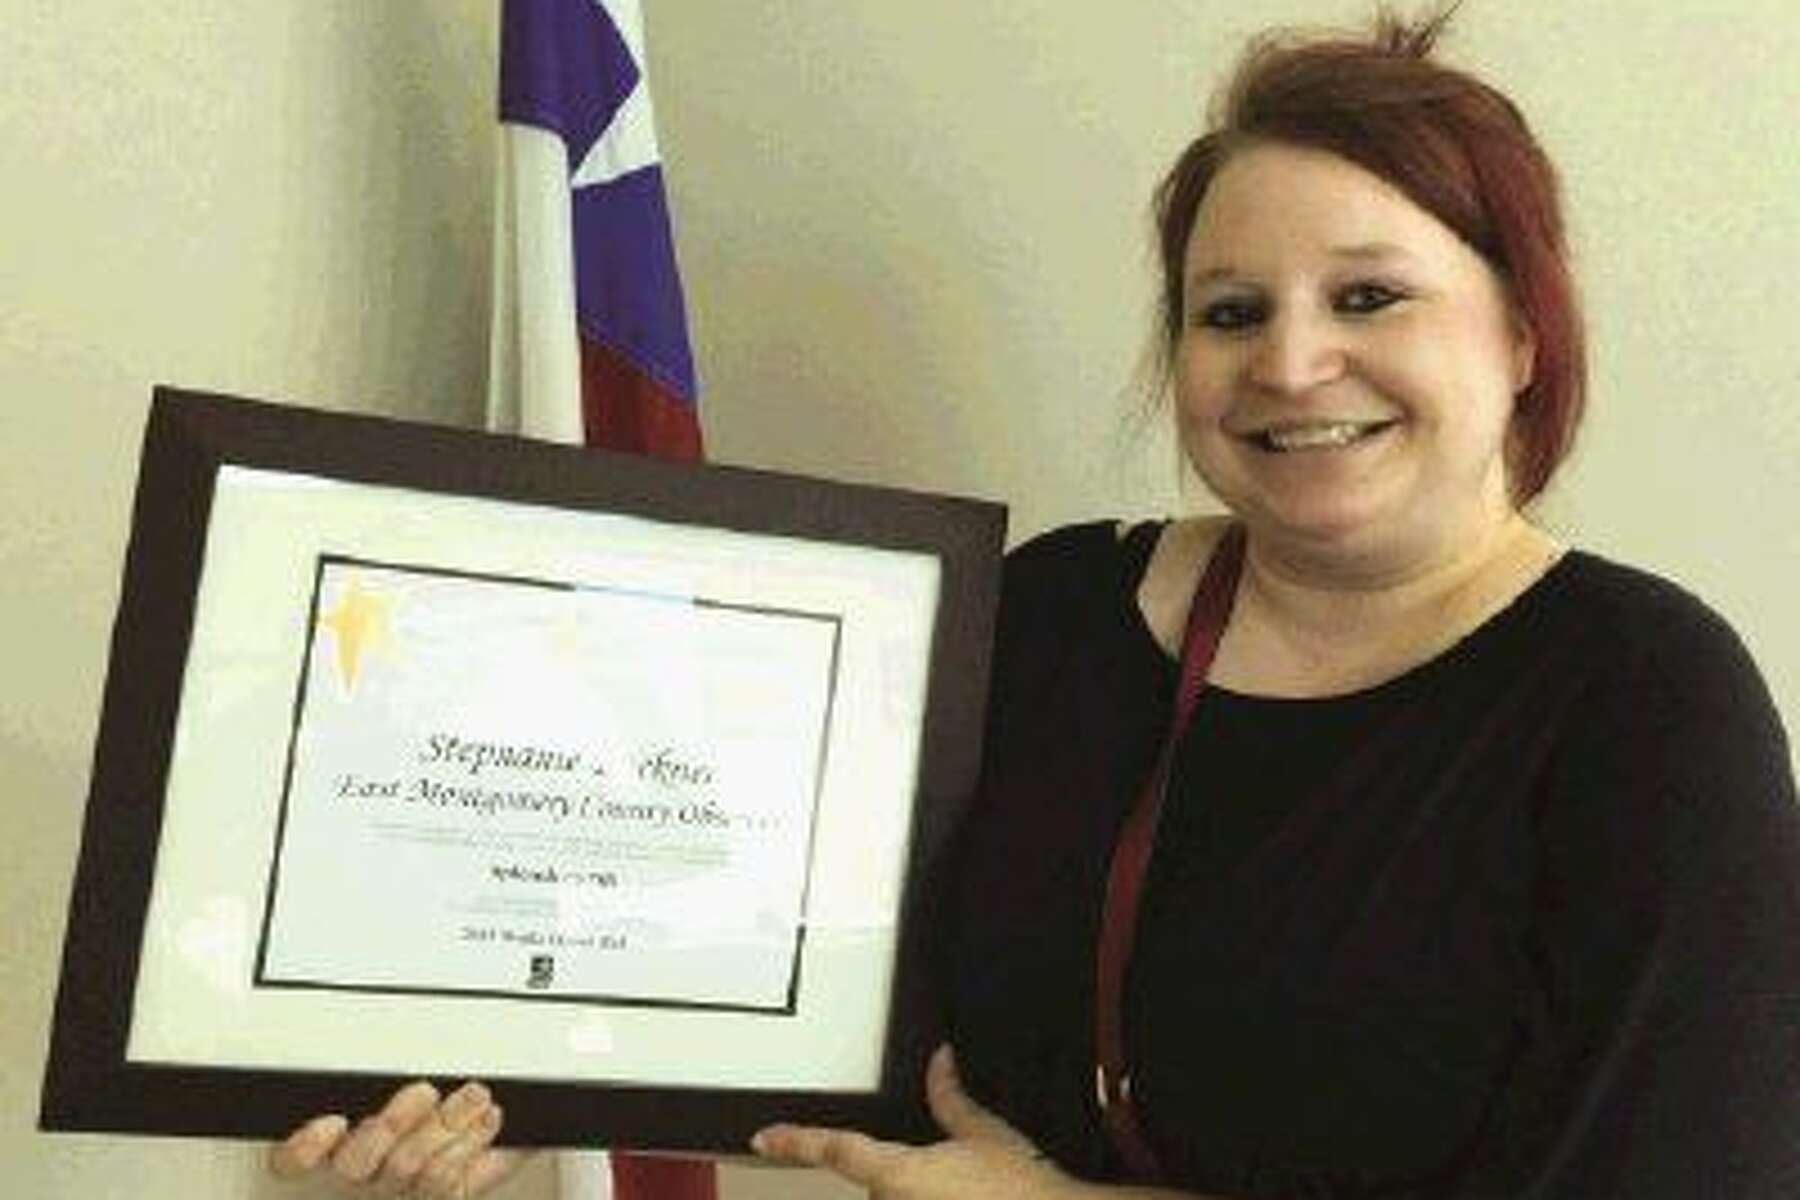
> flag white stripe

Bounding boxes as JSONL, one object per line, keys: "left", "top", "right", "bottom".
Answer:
{"left": 570, "top": 77, "right": 660, "bottom": 189}
{"left": 487, "top": 123, "right": 585, "bottom": 446}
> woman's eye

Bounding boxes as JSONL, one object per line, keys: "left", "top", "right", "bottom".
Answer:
{"left": 1195, "top": 299, "right": 1264, "bottom": 330}
{"left": 1337, "top": 282, "right": 1404, "bottom": 314}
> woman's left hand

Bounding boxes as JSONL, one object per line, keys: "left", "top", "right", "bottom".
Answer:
{"left": 752, "top": 1045, "right": 1082, "bottom": 1200}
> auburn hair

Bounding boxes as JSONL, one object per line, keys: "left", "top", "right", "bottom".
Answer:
{"left": 1153, "top": 3, "right": 1585, "bottom": 501}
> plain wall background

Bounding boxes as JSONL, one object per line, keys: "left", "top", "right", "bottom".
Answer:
{"left": 3, "top": 2, "right": 1794, "bottom": 1197}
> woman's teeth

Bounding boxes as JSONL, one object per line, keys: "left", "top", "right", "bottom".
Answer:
{"left": 1255, "top": 421, "right": 1392, "bottom": 452}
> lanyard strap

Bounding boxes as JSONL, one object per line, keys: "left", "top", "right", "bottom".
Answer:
{"left": 1094, "top": 523, "right": 1246, "bottom": 1179}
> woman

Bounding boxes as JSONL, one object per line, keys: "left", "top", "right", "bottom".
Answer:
{"left": 275, "top": 8, "right": 1799, "bottom": 1197}
{"left": 755, "top": 7, "right": 1799, "bottom": 1198}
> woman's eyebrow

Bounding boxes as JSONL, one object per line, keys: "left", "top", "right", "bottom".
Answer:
{"left": 1329, "top": 241, "right": 1416, "bottom": 263}
{"left": 1187, "top": 243, "right": 1416, "bottom": 287}
{"left": 1185, "top": 264, "right": 1247, "bottom": 291}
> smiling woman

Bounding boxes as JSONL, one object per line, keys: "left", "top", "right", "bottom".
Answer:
{"left": 747, "top": 5, "right": 1800, "bottom": 1200}
{"left": 1150, "top": 5, "right": 1585, "bottom": 512}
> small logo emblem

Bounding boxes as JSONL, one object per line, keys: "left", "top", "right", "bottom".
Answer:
{"left": 527, "top": 954, "right": 555, "bottom": 989}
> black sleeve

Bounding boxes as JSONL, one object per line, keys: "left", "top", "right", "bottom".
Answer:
{"left": 1488, "top": 590, "right": 1800, "bottom": 1197}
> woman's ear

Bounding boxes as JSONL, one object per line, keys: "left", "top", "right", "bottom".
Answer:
{"left": 1509, "top": 314, "right": 1537, "bottom": 397}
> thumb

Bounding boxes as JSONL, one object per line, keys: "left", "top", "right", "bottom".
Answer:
{"left": 924, "top": 1046, "right": 1037, "bottom": 1151}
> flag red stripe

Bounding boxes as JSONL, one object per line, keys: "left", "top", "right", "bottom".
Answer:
{"left": 579, "top": 334, "right": 703, "bottom": 463}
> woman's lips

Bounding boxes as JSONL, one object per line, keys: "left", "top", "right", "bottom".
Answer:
{"left": 1242, "top": 419, "right": 1401, "bottom": 452}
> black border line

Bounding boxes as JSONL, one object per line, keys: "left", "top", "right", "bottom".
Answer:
{"left": 255, "top": 552, "right": 843, "bottom": 1017}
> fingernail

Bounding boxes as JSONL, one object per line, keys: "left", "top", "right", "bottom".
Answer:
{"left": 445, "top": 1081, "right": 490, "bottom": 1127}
{"left": 403, "top": 1079, "right": 442, "bottom": 1105}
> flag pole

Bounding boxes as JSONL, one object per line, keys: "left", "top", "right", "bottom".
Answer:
{"left": 491, "top": 2, "right": 710, "bottom": 1197}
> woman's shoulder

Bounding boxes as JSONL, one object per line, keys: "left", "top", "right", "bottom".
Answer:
{"left": 1004, "top": 515, "right": 1236, "bottom": 656}
{"left": 1003, "top": 517, "right": 1166, "bottom": 588}
{"left": 1005, "top": 518, "right": 1151, "bottom": 565}
{"left": 1546, "top": 550, "right": 1761, "bottom": 685}
{"left": 1004, "top": 513, "right": 1234, "bottom": 588}
{"left": 997, "top": 517, "right": 1190, "bottom": 646}
{"left": 1534, "top": 549, "right": 1790, "bottom": 771}
{"left": 1004, "top": 518, "right": 1128, "bottom": 566}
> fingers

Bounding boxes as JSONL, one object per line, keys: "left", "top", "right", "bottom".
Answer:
{"left": 925, "top": 1045, "right": 1035, "bottom": 1152}
{"left": 267, "top": 1081, "right": 524, "bottom": 1199}
{"left": 451, "top": 1147, "right": 528, "bottom": 1199}
{"left": 269, "top": 1113, "right": 349, "bottom": 1178}
{"left": 751, "top": 1124, "right": 907, "bottom": 1186}
{"left": 413, "top": 1106, "right": 507, "bottom": 1200}
{"left": 376, "top": 1082, "right": 493, "bottom": 1195}
{"left": 328, "top": 1080, "right": 444, "bottom": 1185}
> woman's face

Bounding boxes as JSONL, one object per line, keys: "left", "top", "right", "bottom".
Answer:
{"left": 1176, "top": 141, "right": 1534, "bottom": 568}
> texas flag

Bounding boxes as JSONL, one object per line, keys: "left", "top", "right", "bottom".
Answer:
{"left": 487, "top": 2, "right": 713, "bottom": 1197}
{"left": 488, "top": 0, "right": 702, "bottom": 462}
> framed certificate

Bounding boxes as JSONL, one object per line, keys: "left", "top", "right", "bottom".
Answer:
{"left": 39, "top": 386, "right": 1006, "bottom": 1150}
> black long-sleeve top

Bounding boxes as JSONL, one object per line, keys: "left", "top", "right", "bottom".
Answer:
{"left": 949, "top": 521, "right": 1800, "bottom": 1197}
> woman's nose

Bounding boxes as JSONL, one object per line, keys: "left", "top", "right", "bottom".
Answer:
{"left": 1246, "top": 308, "right": 1347, "bottom": 395}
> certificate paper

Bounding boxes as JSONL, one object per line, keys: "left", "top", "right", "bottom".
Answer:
{"left": 263, "top": 558, "right": 839, "bottom": 1012}
{"left": 128, "top": 464, "right": 941, "bottom": 1092}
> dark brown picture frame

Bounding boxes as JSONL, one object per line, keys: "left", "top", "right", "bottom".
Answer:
{"left": 39, "top": 385, "right": 1005, "bottom": 1150}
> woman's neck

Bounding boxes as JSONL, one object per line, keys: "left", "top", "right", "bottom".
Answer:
{"left": 1213, "top": 512, "right": 1560, "bottom": 697}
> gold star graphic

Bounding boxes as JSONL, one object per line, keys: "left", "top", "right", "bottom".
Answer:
{"left": 317, "top": 575, "right": 391, "bottom": 691}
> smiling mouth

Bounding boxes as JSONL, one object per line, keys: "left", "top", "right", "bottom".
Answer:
{"left": 1244, "top": 420, "right": 1400, "bottom": 453}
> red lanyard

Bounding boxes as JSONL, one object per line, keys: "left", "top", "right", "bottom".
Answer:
{"left": 1094, "top": 523, "right": 1246, "bottom": 1178}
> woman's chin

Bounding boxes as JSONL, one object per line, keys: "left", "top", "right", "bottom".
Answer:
{"left": 1196, "top": 451, "right": 1411, "bottom": 550}
{"left": 1233, "top": 494, "right": 1401, "bottom": 551}
{"left": 1239, "top": 500, "right": 1469, "bottom": 577}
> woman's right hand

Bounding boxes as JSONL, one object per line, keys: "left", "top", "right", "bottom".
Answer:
{"left": 268, "top": 1079, "right": 530, "bottom": 1197}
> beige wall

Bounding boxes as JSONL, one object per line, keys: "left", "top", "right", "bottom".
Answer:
{"left": 3, "top": 2, "right": 1794, "bottom": 1198}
